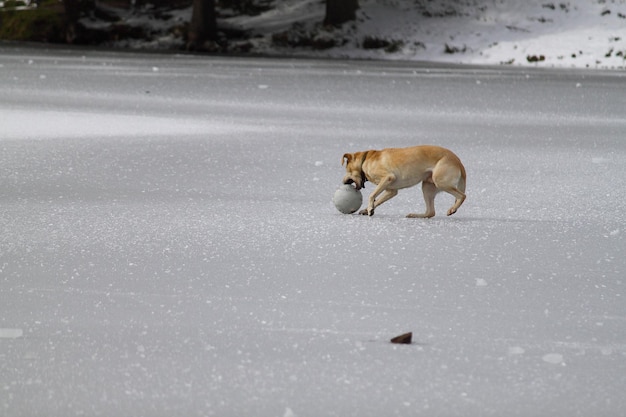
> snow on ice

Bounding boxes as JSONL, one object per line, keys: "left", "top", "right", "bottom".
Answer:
{"left": 1, "top": 43, "right": 626, "bottom": 417}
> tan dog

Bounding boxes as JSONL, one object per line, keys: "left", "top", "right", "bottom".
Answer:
{"left": 342, "top": 145, "right": 466, "bottom": 218}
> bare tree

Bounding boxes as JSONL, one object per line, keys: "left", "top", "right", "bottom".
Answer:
{"left": 187, "top": 0, "right": 218, "bottom": 50}
{"left": 63, "top": 0, "right": 86, "bottom": 43}
{"left": 324, "top": 0, "right": 359, "bottom": 26}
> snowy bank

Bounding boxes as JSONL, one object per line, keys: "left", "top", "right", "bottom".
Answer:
{"left": 93, "top": 0, "right": 626, "bottom": 69}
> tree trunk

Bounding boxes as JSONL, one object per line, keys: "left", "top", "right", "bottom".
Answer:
{"left": 63, "top": 0, "right": 97, "bottom": 43}
{"left": 324, "top": 0, "right": 359, "bottom": 26}
{"left": 63, "top": 0, "right": 81, "bottom": 43}
{"left": 187, "top": 0, "right": 218, "bottom": 50}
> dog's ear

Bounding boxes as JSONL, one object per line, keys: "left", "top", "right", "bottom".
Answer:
{"left": 342, "top": 153, "right": 352, "bottom": 166}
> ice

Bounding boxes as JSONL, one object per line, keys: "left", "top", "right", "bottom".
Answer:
{"left": 475, "top": 278, "right": 488, "bottom": 287}
{"left": 0, "top": 328, "right": 23, "bottom": 339}
{"left": 508, "top": 346, "right": 525, "bottom": 355}
{"left": 1, "top": 45, "right": 625, "bottom": 417}
{"left": 542, "top": 353, "right": 565, "bottom": 365}
{"left": 283, "top": 407, "right": 297, "bottom": 417}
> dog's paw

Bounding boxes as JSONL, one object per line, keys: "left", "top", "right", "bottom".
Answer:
{"left": 407, "top": 212, "right": 435, "bottom": 219}
{"left": 359, "top": 208, "right": 375, "bottom": 216}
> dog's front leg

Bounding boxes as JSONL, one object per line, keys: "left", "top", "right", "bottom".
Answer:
{"left": 360, "top": 176, "right": 397, "bottom": 216}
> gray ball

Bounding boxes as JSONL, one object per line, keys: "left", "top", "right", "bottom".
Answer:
{"left": 333, "top": 184, "right": 363, "bottom": 214}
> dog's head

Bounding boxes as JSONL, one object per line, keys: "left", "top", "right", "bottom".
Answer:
{"left": 342, "top": 151, "right": 368, "bottom": 190}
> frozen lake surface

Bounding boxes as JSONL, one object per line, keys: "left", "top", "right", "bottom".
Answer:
{"left": 1, "top": 45, "right": 625, "bottom": 416}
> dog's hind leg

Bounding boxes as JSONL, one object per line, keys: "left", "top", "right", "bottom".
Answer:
{"left": 442, "top": 187, "right": 465, "bottom": 216}
{"left": 407, "top": 181, "right": 437, "bottom": 218}
{"left": 432, "top": 163, "right": 466, "bottom": 216}
{"left": 445, "top": 174, "right": 466, "bottom": 216}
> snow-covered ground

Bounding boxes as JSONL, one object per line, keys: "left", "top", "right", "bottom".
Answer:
{"left": 103, "top": 0, "right": 626, "bottom": 69}
{"left": 1, "top": 45, "right": 626, "bottom": 416}
{"left": 318, "top": 0, "right": 626, "bottom": 69}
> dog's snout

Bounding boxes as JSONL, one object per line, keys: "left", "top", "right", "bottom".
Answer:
{"left": 343, "top": 178, "right": 354, "bottom": 185}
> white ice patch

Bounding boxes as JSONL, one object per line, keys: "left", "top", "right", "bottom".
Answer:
{"left": 0, "top": 328, "right": 23, "bottom": 339}
{"left": 283, "top": 407, "right": 297, "bottom": 417}
{"left": 0, "top": 108, "right": 263, "bottom": 140}
{"left": 475, "top": 278, "right": 488, "bottom": 287}
{"left": 601, "top": 347, "right": 613, "bottom": 356}
{"left": 542, "top": 353, "right": 564, "bottom": 365}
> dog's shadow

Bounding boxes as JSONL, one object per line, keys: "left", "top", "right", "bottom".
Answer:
{"left": 447, "top": 216, "right": 561, "bottom": 226}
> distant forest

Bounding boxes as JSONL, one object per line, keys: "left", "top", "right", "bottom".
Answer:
{"left": 0, "top": 0, "right": 359, "bottom": 51}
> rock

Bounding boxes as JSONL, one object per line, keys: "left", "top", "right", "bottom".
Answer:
{"left": 390, "top": 332, "right": 412, "bottom": 344}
